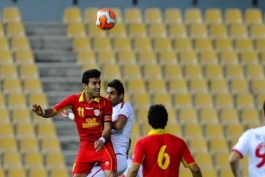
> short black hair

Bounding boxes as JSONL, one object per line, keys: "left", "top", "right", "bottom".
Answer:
{"left": 107, "top": 79, "right": 125, "bottom": 96}
{"left": 148, "top": 104, "right": 168, "bottom": 129}
{"left": 82, "top": 69, "right": 101, "bottom": 84}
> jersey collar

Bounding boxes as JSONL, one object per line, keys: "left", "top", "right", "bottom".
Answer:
{"left": 79, "top": 91, "right": 100, "bottom": 103}
{"left": 148, "top": 129, "right": 167, "bottom": 135}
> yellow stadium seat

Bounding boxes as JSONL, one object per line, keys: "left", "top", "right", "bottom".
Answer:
{"left": 146, "top": 79, "right": 166, "bottom": 94}
{"left": 214, "top": 38, "right": 233, "bottom": 51}
{"left": 72, "top": 37, "right": 90, "bottom": 52}
{"left": 14, "top": 49, "right": 34, "bottom": 64}
{"left": 255, "top": 93, "right": 265, "bottom": 109}
{"left": 193, "top": 93, "right": 213, "bottom": 108}
{"left": 28, "top": 167, "right": 48, "bottom": 177}
{"left": 83, "top": 8, "right": 99, "bottom": 24}
{"left": 173, "top": 37, "right": 192, "bottom": 51}
{"left": 209, "top": 139, "right": 229, "bottom": 154}
{"left": 101, "top": 63, "right": 121, "bottom": 80}
{"left": 142, "top": 64, "right": 162, "bottom": 79}
{"left": 111, "top": 8, "right": 123, "bottom": 23}
{"left": 157, "top": 50, "right": 178, "bottom": 64}
{"left": 179, "top": 168, "right": 193, "bottom": 177}
{"left": 185, "top": 8, "right": 202, "bottom": 24}
{"left": 0, "top": 168, "right": 4, "bottom": 177}
{"left": 76, "top": 50, "right": 95, "bottom": 64}
{"left": 6, "top": 22, "right": 25, "bottom": 37}
{"left": 240, "top": 108, "right": 260, "bottom": 125}
{"left": 97, "top": 50, "right": 115, "bottom": 64}
{"left": 239, "top": 50, "right": 258, "bottom": 64}
{"left": 44, "top": 151, "right": 65, "bottom": 168}
{"left": 226, "top": 124, "right": 245, "bottom": 140}
{"left": 0, "top": 63, "right": 17, "bottom": 79}
{"left": 87, "top": 24, "right": 106, "bottom": 37}
{"left": 234, "top": 38, "right": 253, "bottom": 51}
{"left": 189, "top": 23, "right": 207, "bottom": 38}
{"left": 131, "top": 93, "right": 150, "bottom": 110}
{"left": 219, "top": 50, "right": 238, "bottom": 65}
{"left": 11, "top": 108, "right": 31, "bottom": 123}
{"left": 3, "top": 7, "right": 21, "bottom": 23}
{"left": 2, "top": 78, "right": 22, "bottom": 93}
{"left": 39, "top": 136, "right": 61, "bottom": 152}
{"left": 194, "top": 152, "right": 214, "bottom": 169}
{"left": 49, "top": 167, "right": 69, "bottom": 177}
{"left": 163, "top": 64, "right": 182, "bottom": 80}
{"left": 15, "top": 122, "right": 35, "bottom": 138}
{"left": 177, "top": 108, "right": 198, "bottom": 124}
{"left": 199, "top": 108, "right": 219, "bottom": 125}
{"left": 112, "top": 37, "right": 131, "bottom": 51}
{"left": 0, "top": 49, "right": 13, "bottom": 64}
{"left": 93, "top": 37, "right": 111, "bottom": 51}
{"left": 152, "top": 93, "right": 172, "bottom": 109}
{"left": 188, "top": 137, "right": 208, "bottom": 153}
{"left": 167, "top": 78, "right": 187, "bottom": 94}
{"left": 6, "top": 167, "right": 26, "bottom": 177}
{"left": 250, "top": 23, "right": 265, "bottom": 39}
{"left": 214, "top": 93, "right": 234, "bottom": 108}
{"left": 251, "top": 79, "right": 265, "bottom": 93}
{"left": 205, "top": 8, "right": 223, "bottom": 24}
{"left": 10, "top": 36, "right": 30, "bottom": 51}
{"left": 145, "top": 8, "right": 162, "bottom": 24}
{"left": 225, "top": 8, "right": 243, "bottom": 24}
{"left": 28, "top": 92, "right": 48, "bottom": 108}
{"left": 67, "top": 22, "right": 86, "bottom": 38}
{"left": 198, "top": 50, "right": 218, "bottom": 65}
{"left": 224, "top": 64, "right": 244, "bottom": 79}
{"left": 3, "top": 151, "right": 22, "bottom": 168}
{"left": 194, "top": 38, "right": 213, "bottom": 51}
{"left": 0, "top": 136, "right": 17, "bottom": 152}
{"left": 245, "top": 64, "right": 264, "bottom": 79}
{"left": 173, "top": 93, "right": 193, "bottom": 108}
{"left": 164, "top": 8, "right": 183, "bottom": 24}
{"left": 136, "top": 108, "right": 148, "bottom": 123}
{"left": 149, "top": 23, "right": 167, "bottom": 37}
{"left": 152, "top": 37, "right": 172, "bottom": 51}
{"left": 245, "top": 8, "right": 262, "bottom": 24}
{"left": 183, "top": 64, "right": 203, "bottom": 79}
{"left": 204, "top": 64, "right": 223, "bottom": 79}
{"left": 63, "top": 7, "right": 82, "bottom": 24}
{"left": 126, "top": 79, "right": 146, "bottom": 93}
{"left": 229, "top": 79, "right": 249, "bottom": 94}
{"left": 128, "top": 23, "right": 147, "bottom": 37}
{"left": 132, "top": 36, "right": 151, "bottom": 51}
{"left": 0, "top": 36, "right": 9, "bottom": 49}
{"left": 19, "top": 63, "right": 39, "bottom": 79}
{"left": 188, "top": 78, "right": 208, "bottom": 93}
{"left": 122, "top": 63, "right": 141, "bottom": 79}
{"left": 7, "top": 92, "right": 27, "bottom": 109}
{"left": 0, "top": 122, "right": 14, "bottom": 137}
{"left": 108, "top": 23, "right": 126, "bottom": 38}
{"left": 183, "top": 123, "right": 203, "bottom": 139}
{"left": 23, "top": 78, "right": 43, "bottom": 93}
{"left": 137, "top": 50, "right": 157, "bottom": 64}
{"left": 0, "top": 108, "right": 9, "bottom": 122}
{"left": 219, "top": 108, "right": 239, "bottom": 125}
{"left": 204, "top": 124, "right": 224, "bottom": 140}
{"left": 230, "top": 23, "right": 248, "bottom": 39}
{"left": 36, "top": 122, "right": 57, "bottom": 138}
{"left": 178, "top": 51, "right": 198, "bottom": 65}
{"left": 18, "top": 136, "right": 39, "bottom": 152}
{"left": 124, "top": 8, "right": 142, "bottom": 24}
{"left": 168, "top": 23, "right": 187, "bottom": 38}
{"left": 166, "top": 122, "right": 182, "bottom": 136}
{"left": 210, "top": 23, "right": 228, "bottom": 39}
{"left": 24, "top": 151, "right": 44, "bottom": 168}
{"left": 255, "top": 38, "right": 265, "bottom": 51}
{"left": 235, "top": 93, "right": 254, "bottom": 109}
{"left": 0, "top": 23, "right": 4, "bottom": 37}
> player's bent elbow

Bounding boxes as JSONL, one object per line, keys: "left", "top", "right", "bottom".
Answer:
{"left": 189, "top": 163, "right": 201, "bottom": 173}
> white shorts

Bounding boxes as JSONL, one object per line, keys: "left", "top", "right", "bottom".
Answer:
{"left": 87, "top": 154, "right": 128, "bottom": 177}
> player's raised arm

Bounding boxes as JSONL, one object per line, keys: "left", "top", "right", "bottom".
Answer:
{"left": 32, "top": 104, "right": 57, "bottom": 118}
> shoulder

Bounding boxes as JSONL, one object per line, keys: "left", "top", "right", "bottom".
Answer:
{"left": 121, "top": 102, "right": 133, "bottom": 110}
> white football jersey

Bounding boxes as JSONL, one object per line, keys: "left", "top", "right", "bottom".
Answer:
{"left": 232, "top": 126, "right": 265, "bottom": 177}
{"left": 111, "top": 102, "right": 134, "bottom": 155}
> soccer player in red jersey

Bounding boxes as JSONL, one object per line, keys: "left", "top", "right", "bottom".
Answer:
{"left": 32, "top": 69, "right": 117, "bottom": 177}
{"left": 127, "top": 104, "right": 202, "bottom": 177}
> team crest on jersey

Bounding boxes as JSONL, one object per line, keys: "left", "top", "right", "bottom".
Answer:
{"left": 94, "top": 109, "right": 100, "bottom": 116}
{"left": 105, "top": 161, "right": 109, "bottom": 166}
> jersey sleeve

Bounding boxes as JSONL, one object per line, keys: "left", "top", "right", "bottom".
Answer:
{"left": 103, "top": 98, "right": 112, "bottom": 122}
{"left": 181, "top": 141, "right": 196, "bottom": 167}
{"left": 118, "top": 103, "right": 131, "bottom": 119}
{"left": 132, "top": 139, "right": 145, "bottom": 165}
{"left": 232, "top": 129, "right": 251, "bottom": 158}
{"left": 53, "top": 95, "right": 73, "bottom": 112}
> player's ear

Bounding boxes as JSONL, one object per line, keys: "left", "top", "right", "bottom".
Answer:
{"left": 82, "top": 83, "right": 87, "bottom": 89}
{"left": 119, "top": 93, "right": 124, "bottom": 100}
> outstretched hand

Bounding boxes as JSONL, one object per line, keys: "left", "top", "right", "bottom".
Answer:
{"left": 32, "top": 104, "right": 44, "bottom": 116}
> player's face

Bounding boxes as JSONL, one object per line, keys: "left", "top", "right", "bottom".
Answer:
{"left": 106, "top": 87, "right": 123, "bottom": 106}
{"left": 84, "top": 77, "right": 101, "bottom": 97}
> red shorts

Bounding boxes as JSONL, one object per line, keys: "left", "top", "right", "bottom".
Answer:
{"left": 72, "top": 142, "right": 117, "bottom": 175}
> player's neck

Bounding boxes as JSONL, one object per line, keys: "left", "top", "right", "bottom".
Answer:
{"left": 84, "top": 93, "right": 97, "bottom": 103}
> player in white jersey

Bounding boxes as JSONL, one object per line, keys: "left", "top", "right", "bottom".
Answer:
{"left": 58, "top": 79, "right": 141, "bottom": 176}
{"left": 229, "top": 101, "right": 265, "bottom": 177}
